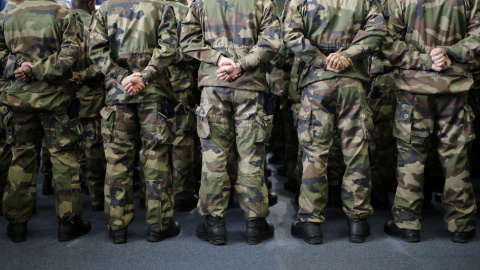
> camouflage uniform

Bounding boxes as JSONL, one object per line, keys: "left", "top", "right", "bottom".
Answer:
{"left": 367, "top": 0, "right": 397, "bottom": 205}
{"left": 283, "top": 0, "right": 386, "bottom": 223}
{"left": 180, "top": 0, "right": 281, "bottom": 220}
{"left": 89, "top": 0, "right": 178, "bottom": 233}
{"left": 384, "top": 0, "right": 480, "bottom": 233}
{"left": 0, "top": 105, "right": 12, "bottom": 215}
{"left": 0, "top": 0, "right": 84, "bottom": 224}
{"left": 73, "top": 8, "right": 106, "bottom": 210}
{"left": 165, "top": 0, "right": 198, "bottom": 207}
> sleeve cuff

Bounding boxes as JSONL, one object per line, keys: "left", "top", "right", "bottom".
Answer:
{"left": 309, "top": 54, "right": 326, "bottom": 69}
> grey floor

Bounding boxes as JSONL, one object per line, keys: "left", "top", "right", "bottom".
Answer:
{"left": 1, "top": 162, "right": 480, "bottom": 270}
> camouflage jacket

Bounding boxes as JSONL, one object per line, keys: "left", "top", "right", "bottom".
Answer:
{"left": 89, "top": 0, "right": 178, "bottom": 105}
{"left": 0, "top": 0, "right": 82, "bottom": 110}
{"left": 369, "top": 0, "right": 394, "bottom": 78}
{"left": 180, "top": 0, "right": 282, "bottom": 91}
{"left": 73, "top": 8, "right": 104, "bottom": 118}
{"left": 283, "top": 0, "right": 386, "bottom": 88}
{"left": 383, "top": 0, "right": 480, "bottom": 94}
{"left": 166, "top": 0, "right": 196, "bottom": 93}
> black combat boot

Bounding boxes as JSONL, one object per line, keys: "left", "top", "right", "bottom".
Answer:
{"left": 174, "top": 195, "right": 199, "bottom": 212}
{"left": 58, "top": 216, "right": 91, "bottom": 242}
{"left": 246, "top": 218, "right": 274, "bottom": 245}
{"left": 7, "top": 222, "right": 28, "bottom": 243}
{"left": 291, "top": 221, "right": 323, "bottom": 244}
{"left": 109, "top": 228, "right": 128, "bottom": 244}
{"left": 147, "top": 221, "right": 181, "bottom": 242}
{"left": 196, "top": 215, "right": 226, "bottom": 245}
{"left": 268, "top": 192, "right": 278, "bottom": 207}
{"left": 347, "top": 218, "right": 370, "bottom": 243}
{"left": 384, "top": 220, "right": 420, "bottom": 242}
{"left": 452, "top": 229, "right": 476, "bottom": 243}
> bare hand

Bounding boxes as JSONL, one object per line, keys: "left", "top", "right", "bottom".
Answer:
{"left": 430, "top": 48, "right": 449, "bottom": 68}
{"left": 121, "top": 72, "right": 147, "bottom": 95}
{"left": 216, "top": 64, "right": 242, "bottom": 82}
{"left": 326, "top": 54, "right": 352, "bottom": 73}
{"left": 14, "top": 61, "right": 34, "bottom": 82}
{"left": 72, "top": 72, "right": 82, "bottom": 85}
{"left": 432, "top": 56, "right": 451, "bottom": 72}
{"left": 217, "top": 56, "right": 236, "bottom": 68}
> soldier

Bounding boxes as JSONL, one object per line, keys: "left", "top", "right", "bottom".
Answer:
{"left": 283, "top": 0, "right": 386, "bottom": 244}
{"left": 0, "top": 0, "right": 91, "bottom": 242}
{"left": 89, "top": 0, "right": 180, "bottom": 244}
{"left": 165, "top": 0, "right": 199, "bottom": 212}
{"left": 383, "top": 0, "right": 480, "bottom": 243}
{"left": 71, "top": 0, "right": 106, "bottom": 212}
{"left": 367, "top": 0, "right": 397, "bottom": 210}
{"left": 180, "top": 0, "right": 281, "bottom": 245}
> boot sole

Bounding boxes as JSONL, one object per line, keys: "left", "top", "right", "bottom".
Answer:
{"left": 58, "top": 228, "right": 91, "bottom": 242}
{"left": 246, "top": 231, "right": 274, "bottom": 245}
{"left": 197, "top": 234, "right": 226, "bottom": 245}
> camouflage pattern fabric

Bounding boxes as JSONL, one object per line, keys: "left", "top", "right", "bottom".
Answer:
{"left": 3, "top": 111, "right": 83, "bottom": 223}
{"left": 80, "top": 118, "right": 105, "bottom": 208}
{"left": 383, "top": 0, "right": 480, "bottom": 94}
{"left": 90, "top": 0, "right": 178, "bottom": 233}
{"left": 196, "top": 87, "right": 270, "bottom": 219}
{"left": 296, "top": 78, "right": 374, "bottom": 222}
{"left": 392, "top": 91, "right": 476, "bottom": 232}
{"left": 89, "top": 0, "right": 177, "bottom": 106}
{"left": 0, "top": 0, "right": 84, "bottom": 223}
{"left": 101, "top": 102, "right": 175, "bottom": 232}
{"left": 0, "top": 106, "right": 12, "bottom": 213}
{"left": 166, "top": 0, "right": 197, "bottom": 202}
{"left": 386, "top": 0, "right": 479, "bottom": 233}
{"left": 172, "top": 89, "right": 196, "bottom": 201}
{"left": 180, "top": 0, "right": 281, "bottom": 92}
{"left": 73, "top": 8, "right": 106, "bottom": 208}
{"left": 283, "top": 0, "right": 385, "bottom": 222}
{"left": 283, "top": 0, "right": 386, "bottom": 88}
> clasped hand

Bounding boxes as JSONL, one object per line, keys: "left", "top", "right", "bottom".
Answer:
{"left": 14, "top": 62, "right": 34, "bottom": 82}
{"left": 216, "top": 56, "right": 243, "bottom": 82}
{"left": 325, "top": 53, "right": 353, "bottom": 73}
{"left": 121, "top": 72, "right": 147, "bottom": 95}
{"left": 430, "top": 48, "right": 451, "bottom": 72}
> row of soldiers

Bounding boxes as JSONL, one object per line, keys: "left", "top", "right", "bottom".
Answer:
{"left": 0, "top": 0, "right": 479, "bottom": 245}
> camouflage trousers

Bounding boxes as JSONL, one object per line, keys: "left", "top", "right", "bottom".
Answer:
{"left": 172, "top": 89, "right": 196, "bottom": 201}
{"left": 3, "top": 109, "right": 83, "bottom": 223}
{"left": 0, "top": 128, "right": 11, "bottom": 210}
{"left": 297, "top": 78, "right": 374, "bottom": 223}
{"left": 196, "top": 87, "right": 271, "bottom": 220}
{"left": 80, "top": 117, "right": 106, "bottom": 208}
{"left": 101, "top": 102, "right": 175, "bottom": 232}
{"left": 367, "top": 74, "right": 397, "bottom": 192}
{"left": 392, "top": 91, "right": 477, "bottom": 232}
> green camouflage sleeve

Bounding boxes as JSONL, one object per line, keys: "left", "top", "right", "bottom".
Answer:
{"left": 0, "top": 19, "right": 16, "bottom": 78}
{"left": 180, "top": 1, "right": 223, "bottom": 66}
{"left": 383, "top": 0, "right": 433, "bottom": 70}
{"left": 30, "top": 11, "right": 82, "bottom": 82}
{"left": 89, "top": 5, "right": 129, "bottom": 84}
{"left": 446, "top": 0, "right": 480, "bottom": 63}
{"left": 141, "top": 5, "right": 178, "bottom": 82}
{"left": 283, "top": 0, "right": 327, "bottom": 69}
{"left": 237, "top": 0, "right": 281, "bottom": 71}
{"left": 339, "top": 0, "right": 386, "bottom": 61}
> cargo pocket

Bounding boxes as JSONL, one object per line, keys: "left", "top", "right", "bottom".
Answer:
{"left": 55, "top": 114, "right": 82, "bottom": 147}
{"left": 100, "top": 106, "right": 116, "bottom": 143}
{"left": 256, "top": 110, "right": 273, "bottom": 142}
{"left": 196, "top": 104, "right": 212, "bottom": 139}
{"left": 297, "top": 105, "right": 313, "bottom": 145}
{"left": 393, "top": 103, "right": 413, "bottom": 143}
{"left": 360, "top": 105, "right": 374, "bottom": 141}
{"left": 155, "top": 111, "right": 175, "bottom": 144}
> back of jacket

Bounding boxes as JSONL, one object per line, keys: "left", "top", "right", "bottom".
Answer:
{"left": 283, "top": 0, "right": 386, "bottom": 88}
{"left": 166, "top": 0, "right": 196, "bottom": 92}
{"left": 0, "top": 0, "right": 81, "bottom": 110}
{"left": 89, "top": 0, "right": 177, "bottom": 105}
{"left": 74, "top": 8, "right": 104, "bottom": 118}
{"left": 383, "top": 0, "right": 480, "bottom": 94}
{"left": 180, "top": 0, "right": 281, "bottom": 91}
